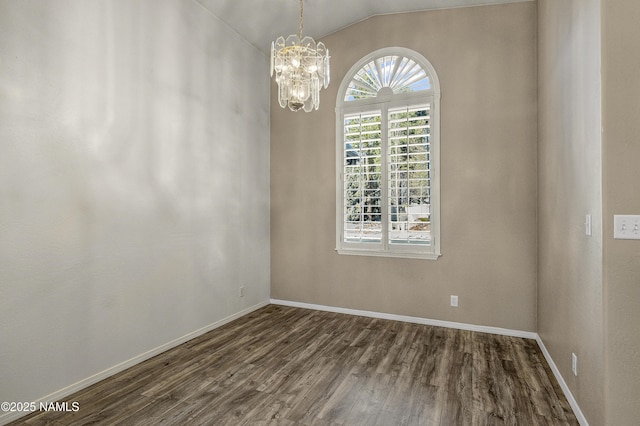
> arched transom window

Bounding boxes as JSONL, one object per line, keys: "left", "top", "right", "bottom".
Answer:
{"left": 344, "top": 55, "right": 431, "bottom": 101}
{"left": 336, "top": 48, "right": 441, "bottom": 260}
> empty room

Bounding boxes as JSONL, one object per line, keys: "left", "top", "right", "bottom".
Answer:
{"left": 0, "top": 0, "right": 638, "bottom": 425}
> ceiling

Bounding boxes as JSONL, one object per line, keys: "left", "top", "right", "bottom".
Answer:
{"left": 196, "top": 0, "right": 531, "bottom": 54}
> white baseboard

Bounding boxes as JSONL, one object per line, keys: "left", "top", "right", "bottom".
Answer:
{"left": 535, "top": 336, "right": 589, "bottom": 426}
{"left": 0, "top": 300, "right": 269, "bottom": 426}
{"left": 271, "top": 298, "right": 588, "bottom": 425}
{"left": 270, "top": 298, "right": 538, "bottom": 339}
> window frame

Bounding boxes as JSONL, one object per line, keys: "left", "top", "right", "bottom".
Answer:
{"left": 335, "top": 48, "right": 441, "bottom": 260}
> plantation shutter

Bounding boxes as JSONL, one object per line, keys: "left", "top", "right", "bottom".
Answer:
{"left": 387, "top": 104, "right": 432, "bottom": 246}
{"left": 343, "top": 111, "right": 382, "bottom": 244}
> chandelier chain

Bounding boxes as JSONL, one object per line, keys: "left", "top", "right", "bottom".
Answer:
{"left": 298, "top": 0, "right": 304, "bottom": 40}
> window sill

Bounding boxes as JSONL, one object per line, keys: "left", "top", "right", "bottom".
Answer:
{"left": 335, "top": 248, "right": 441, "bottom": 260}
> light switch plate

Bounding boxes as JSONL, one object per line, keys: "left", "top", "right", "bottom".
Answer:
{"left": 614, "top": 215, "right": 640, "bottom": 240}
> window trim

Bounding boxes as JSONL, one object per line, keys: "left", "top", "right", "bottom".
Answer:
{"left": 335, "top": 47, "right": 441, "bottom": 260}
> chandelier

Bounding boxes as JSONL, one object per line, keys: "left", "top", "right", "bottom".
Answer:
{"left": 270, "top": 0, "right": 330, "bottom": 112}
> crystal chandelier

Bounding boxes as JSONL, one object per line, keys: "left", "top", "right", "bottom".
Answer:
{"left": 270, "top": 0, "right": 330, "bottom": 112}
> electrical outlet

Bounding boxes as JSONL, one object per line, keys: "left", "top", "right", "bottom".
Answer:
{"left": 450, "top": 295, "right": 458, "bottom": 307}
{"left": 239, "top": 286, "right": 245, "bottom": 298}
{"left": 572, "top": 353, "right": 578, "bottom": 376}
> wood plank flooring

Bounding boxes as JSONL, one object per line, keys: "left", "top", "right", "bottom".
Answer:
{"left": 13, "top": 305, "right": 578, "bottom": 425}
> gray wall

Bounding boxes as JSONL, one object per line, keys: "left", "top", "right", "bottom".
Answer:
{"left": 602, "top": 0, "right": 640, "bottom": 423}
{"left": 537, "top": 1, "right": 604, "bottom": 424}
{"left": 0, "top": 0, "right": 270, "bottom": 410}
{"left": 271, "top": 3, "right": 538, "bottom": 331}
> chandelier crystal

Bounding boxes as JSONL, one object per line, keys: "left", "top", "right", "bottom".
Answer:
{"left": 270, "top": 0, "right": 330, "bottom": 112}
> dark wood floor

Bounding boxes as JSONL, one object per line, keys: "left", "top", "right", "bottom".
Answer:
{"left": 14, "top": 305, "right": 578, "bottom": 425}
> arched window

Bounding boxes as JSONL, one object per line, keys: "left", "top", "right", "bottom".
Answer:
{"left": 336, "top": 48, "right": 441, "bottom": 259}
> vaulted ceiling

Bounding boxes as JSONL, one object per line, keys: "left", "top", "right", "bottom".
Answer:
{"left": 195, "top": 0, "right": 531, "bottom": 54}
